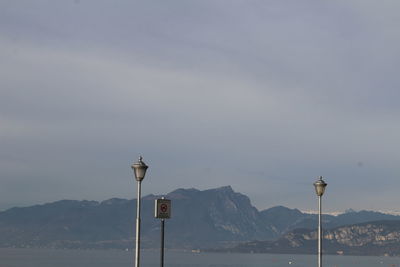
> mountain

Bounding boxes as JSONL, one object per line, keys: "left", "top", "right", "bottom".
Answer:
{"left": 260, "top": 206, "right": 306, "bottom": 236}
{"left": 218, "top": 220, "right": 400, "bottom": 256}
{"left": 161, "top": 186, "right": 275, "bottom": 248}
{"left": 260, "top": 206, "right": 400, "bottom": 238}
{"left": 0, "top": 199, "right": 135, "bottom": 249}
{"left": 0, "top": 186, "right": 275, "bottom": 249}
{"left": 1, "top": 185, "right": 400, "bottom": 250}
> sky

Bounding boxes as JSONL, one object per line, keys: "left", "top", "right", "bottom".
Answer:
{"left": 1, "top": 0, "right": 400, "bottom": 212}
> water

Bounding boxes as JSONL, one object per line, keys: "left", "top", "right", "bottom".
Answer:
{"left": 0, "top": 248, "right": 399, "bottom": 267}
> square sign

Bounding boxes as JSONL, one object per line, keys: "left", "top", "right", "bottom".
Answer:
{"left": 155, "top": 198, "right": 171, "bottom": 219}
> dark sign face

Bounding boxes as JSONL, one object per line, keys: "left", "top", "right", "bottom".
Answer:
{"left": 160, "top": 203, "right": 168, "bottom": 213}
{"left": 155, "top": 199, "right": 171, "bottom": 219}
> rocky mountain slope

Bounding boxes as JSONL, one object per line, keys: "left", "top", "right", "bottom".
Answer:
{"left": 221, "top": 220, "right": 400, "bottom": 256}
{"left": 261, "top": 206, "right": 400, "bottom": 237}
{"left": 1, "top": 186, "right": 400, "bottom": 250}
{"left": 0, "top": 186, "right": 274, "bottom": 249}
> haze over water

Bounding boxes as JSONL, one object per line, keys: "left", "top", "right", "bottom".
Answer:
{"left": 0, "top": 249, "right": 399, "bottom": 267}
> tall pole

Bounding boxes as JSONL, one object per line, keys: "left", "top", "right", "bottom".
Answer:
{"left": 314, "top": 176, "right": 326, "bottom": 267}
{"left": 131, "top": 156, "right": 148, "bottom": 267}
{"left": 160, "top": 219, "right": 165, "bottom": 267}
{"left": 135, "top": 180, "right": 142, "bottom": 267}
{"left": 318, "top": 195, "right": 322, "bottom": 267}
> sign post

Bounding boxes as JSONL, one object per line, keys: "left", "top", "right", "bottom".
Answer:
{"left": 155, "top": 198, "right": 171, "bottom": 267}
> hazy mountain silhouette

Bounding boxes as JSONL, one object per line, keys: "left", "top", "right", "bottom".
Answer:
{"left": 1, "top": 186, "right": 399, "bottom": 249}
{"left": 219, "top": 220, "right": 400, "bottom": 256}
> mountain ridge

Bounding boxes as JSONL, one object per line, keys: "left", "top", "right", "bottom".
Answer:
{"left": 1, "top": 185, "right": 400, "bottom": 252}
{"left": 217, "top": 220, "right": 400, "bottom": 256}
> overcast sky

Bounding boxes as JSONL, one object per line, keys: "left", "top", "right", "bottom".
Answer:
{"left": 1, "top": 0, "right": 400, "bottom": 212}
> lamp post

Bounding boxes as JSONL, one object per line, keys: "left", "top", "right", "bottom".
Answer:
{"left": 313, "top": 176, "right": 327, "bottom": 267}
{"left": 131, "top": 156, "right": 148, "bottom": 267}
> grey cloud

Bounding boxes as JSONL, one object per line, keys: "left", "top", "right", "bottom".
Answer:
{"left": 1, "top": 1, "right": 400, "bottom": 212}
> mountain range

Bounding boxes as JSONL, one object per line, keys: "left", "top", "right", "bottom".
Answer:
{"left": 217, "top": 220, "right": 400, "bottom": 256}
{"left": 1, "top": 186, "right": 400, "bottom": 254}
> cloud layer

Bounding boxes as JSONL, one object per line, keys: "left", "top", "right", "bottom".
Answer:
{"left": 1, "top": 0, "right": 400, "bottom": 211}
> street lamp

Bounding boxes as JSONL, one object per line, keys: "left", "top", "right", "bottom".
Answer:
{"left": 313, "top": 176, "right": 327, "bottom": 267}
{"left": 131, "top": 156, "right": 148, "bottom": 267}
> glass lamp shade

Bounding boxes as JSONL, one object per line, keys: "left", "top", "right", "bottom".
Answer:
{"left": 313, "top": 177, "right": 327, "bottom": 196}
{"left": 131, "top": 156, "right": 148, "bottom": 182}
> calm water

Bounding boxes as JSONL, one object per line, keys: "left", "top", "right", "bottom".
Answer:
{"left": 0, "top": 248, "right": 399, "bottom": 267}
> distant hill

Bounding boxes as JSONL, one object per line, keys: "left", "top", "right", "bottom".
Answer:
{"left": 260, "top": 206, "right": 400, "bottom": 237}
{"left": 1, "top": 186, "right": 400, "bottom": 250}
{"left": 0, "top": 186, "right": 274, "bottom": 249}
{"left": 217, "top": 220, "right": 400, "bottom": 256}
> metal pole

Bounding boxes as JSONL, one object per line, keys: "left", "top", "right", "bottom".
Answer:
{"left": 135, "top": 180, "right": 142, "bottom": 267}
{"left": 160, "top": 219, "right": 165, "bottom": 267}
{"left": 318, "top": 195, "right": 322, "bottom": 267}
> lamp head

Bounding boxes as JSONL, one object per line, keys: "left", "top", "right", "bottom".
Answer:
{"left": 313, "top": 176, "right": 327, "bottom": 197}
{"left": 131, "top": 156, "right": 148, "bottom": 182}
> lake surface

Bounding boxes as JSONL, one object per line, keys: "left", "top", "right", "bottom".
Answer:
{"left": 0, "top": 248, "right": 399, "bottom": 267}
